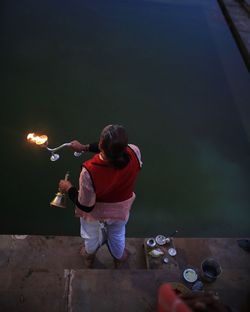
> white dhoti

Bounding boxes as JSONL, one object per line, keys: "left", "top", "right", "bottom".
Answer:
{"left": 80, "top": 217, "right": 128, "bottom": 259}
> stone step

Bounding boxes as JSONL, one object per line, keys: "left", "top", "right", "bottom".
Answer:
{"left": 65, "top": 236, "right": 250, "bottom": 312}
{"left": 0, "top": 235, "right": 146, "bottom": 311}
{"left": 1, "top": 236, "right": 250, "bottom": 311}
{"left": 0, "top": 267, "right": 178, "bottom": 312}
{"left": 65, "top": 269, "right": 179, "bottom": 312}
{"left": 0, "top": 235, "right": 146, "bottom": 271}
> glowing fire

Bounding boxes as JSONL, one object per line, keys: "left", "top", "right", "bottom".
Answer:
{"left": 27, "top": 133, "right": 48, "bottom": 145}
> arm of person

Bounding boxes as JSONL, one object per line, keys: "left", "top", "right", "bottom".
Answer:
{"left": 128, "top": 144, "right": 143, "bottom": 168}
{"left": 67, "top": 187, "right": 95, "bottom": 212}
{"left": 70, "top": 140, "right": 100, "bottom": 153}
{"left": 74, "top": 167, "right": 96, "bottom": 212}
{"left": 59, "top": 168, "right": 96, "bottom": 212}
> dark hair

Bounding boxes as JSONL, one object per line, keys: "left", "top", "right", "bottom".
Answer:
{"left": 99, "top": 125, "right": 130, "bottom": 169}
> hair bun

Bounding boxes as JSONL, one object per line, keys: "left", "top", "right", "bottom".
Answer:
{"left": 100, "top": 125, "right": 130, "bottom": 169}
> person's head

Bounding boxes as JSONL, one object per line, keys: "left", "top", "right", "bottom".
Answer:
{"left": 99, "top": 124, "right": 130, "bottom": 169}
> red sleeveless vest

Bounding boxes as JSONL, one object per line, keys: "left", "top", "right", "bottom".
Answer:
{"left": 83, "top": 146, "right": 140, "bottom": 203}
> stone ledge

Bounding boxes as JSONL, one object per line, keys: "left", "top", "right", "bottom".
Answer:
{"left": 218, "top": 0, "right": 250, "bottom": 69}
{"left": 0, "top": 236, "right": 249, "bottom": 311}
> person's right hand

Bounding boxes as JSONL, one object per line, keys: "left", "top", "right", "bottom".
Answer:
{"left": 70, "top": 140, "right": 89, "bottom": 153}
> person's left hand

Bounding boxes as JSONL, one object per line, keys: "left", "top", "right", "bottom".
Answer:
{"left": 59, "top": 179, "right": 72, "bottom": 193}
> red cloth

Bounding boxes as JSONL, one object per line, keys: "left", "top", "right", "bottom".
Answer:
{"left": 83, "top": 146, "right": 140, "bottom": 203}
{"left": 158, "top": 284, "right": 192, "bottom": 312}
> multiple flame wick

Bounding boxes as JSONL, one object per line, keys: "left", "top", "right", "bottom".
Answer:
{"left": 27, "top": 132, "right": 83, "bottom": 161}
{"left": 27, "top": 133, "right": 48, "bottom": 145}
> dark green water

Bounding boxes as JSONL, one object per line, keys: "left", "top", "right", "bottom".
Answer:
{"left": 1, "top": 0, "right": 250, "bottom": 237}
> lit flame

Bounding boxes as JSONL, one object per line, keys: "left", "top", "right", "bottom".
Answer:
{"left": 27, "top": 133, "right": 48, "bottom": 145}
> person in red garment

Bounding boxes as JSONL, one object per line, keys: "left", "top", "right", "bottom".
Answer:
{"left": 158, "top": 284, "right": 230, "bottom": 312}
{"left": 59, "top": 125, "right": 142, "bottom": 268}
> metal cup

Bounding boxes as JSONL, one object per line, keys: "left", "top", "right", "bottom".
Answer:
{"left": 201, "top": 258, "right": 222, "bottom": 282}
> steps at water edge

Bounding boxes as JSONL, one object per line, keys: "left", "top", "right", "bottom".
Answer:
{"left": 65, "top": 269, "right": 180, "bottom": 312}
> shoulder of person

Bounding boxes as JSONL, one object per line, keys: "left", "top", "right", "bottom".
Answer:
{"left": 128, "top": 144, "right": 143, "bottom": 167}
{"left": 80, "top": 167, "right": 94, "bottom": 184}
{"left": 128, "top": 144, "right": 140, "bottom": 153}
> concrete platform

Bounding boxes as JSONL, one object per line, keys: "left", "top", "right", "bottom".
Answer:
{"left": 144, "top": 238, "right": 250, "bottom": 311}
{"left": 65, "top": 269, "right": 180, "bottom": 312}
{"left": 0, "top": 236, "right": 250, "bottom": 311}
{"left": 0, "top": 235, "right": 145, "bottom": 311}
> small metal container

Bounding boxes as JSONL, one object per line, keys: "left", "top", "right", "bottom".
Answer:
{"left": 168, "top": 247, "right": 177, "bottom": 256}
{"left": 146, "top": 238, "right": 156, "bottom": 248}
{"left": 201, "top": 258, "right": 222, "bottom": 282}
{"left": 163, "top": 256, "right": 169, "bottom": 264}
{"left": 155, "top": 235, "right": 168, "bottom": 245}
{"left": 165, "top": 237, "right": 171, "bottom": 244}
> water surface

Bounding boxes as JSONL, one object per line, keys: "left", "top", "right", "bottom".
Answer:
{"left": 1, "top": 0, "right": 250, "bottom": 237}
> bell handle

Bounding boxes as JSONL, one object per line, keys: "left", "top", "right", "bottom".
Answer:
{"left": 64, "top": 171, "right": 70, "bottom": 181}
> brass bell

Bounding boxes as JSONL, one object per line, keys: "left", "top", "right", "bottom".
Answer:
{"left": 50, "top": 191, "right": 67, "bottom": 208}
{"left": 50, "top": 171, "right": 69, "bottom": 208}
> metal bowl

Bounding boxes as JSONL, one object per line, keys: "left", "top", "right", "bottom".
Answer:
{"left": 168, "top": 247, "right": 177, "bottom": 256}
{"left": 183, "top": 268, "right": 198, "bottom": 283}
{"left": 155, "top": 235, "right": 168, "bottom": 245}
